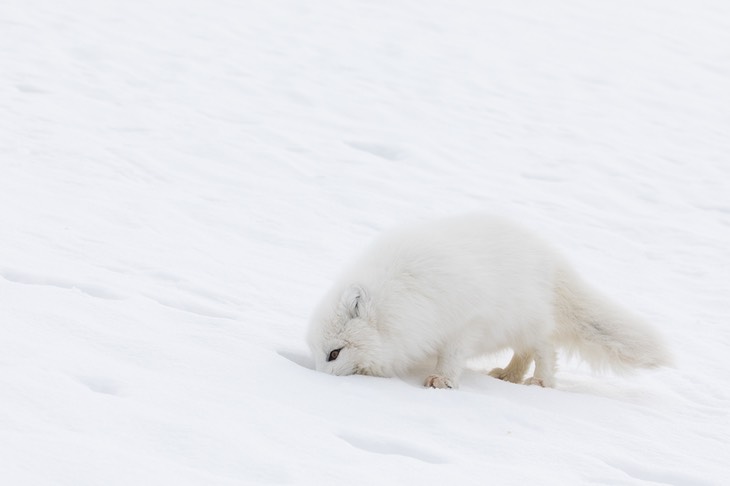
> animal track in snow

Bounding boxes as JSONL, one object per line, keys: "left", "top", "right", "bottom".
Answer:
{"left": 0, "top": 268, "right": 123, "bottom": 300}
{"left": 16, "top": 83, "right": 48, "bottom": 94}
{"left": 346, "top": 141, "right": 404, "bottom": 161}
{"left": 77, "top": 376, "right": 122, "bottom": 396}
{"left": 605, "top": 459, "right": 714, "bottom": 486}
{"left": 143, "top": 294, "right": 236, "bottom": 320}
{"left": 338, "top": 432, "right": 447, "bottom": 464}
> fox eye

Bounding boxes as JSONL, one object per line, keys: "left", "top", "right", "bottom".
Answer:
{"left": 327, "top": 348, "right": 343, "bottom": 362}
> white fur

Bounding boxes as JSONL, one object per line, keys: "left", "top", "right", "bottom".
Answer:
{"left": 307, "top": 214, "right": 671, "bottom": 389}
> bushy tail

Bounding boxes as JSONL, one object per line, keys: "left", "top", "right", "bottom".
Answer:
{"left": 553, "top": 266, "right": 672, "bottom": 374}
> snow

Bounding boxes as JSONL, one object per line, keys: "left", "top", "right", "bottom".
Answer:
{"left": 2, "top": 0, "right": 729, "bottom": 484}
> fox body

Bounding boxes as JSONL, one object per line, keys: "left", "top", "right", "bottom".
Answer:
{"left": 307, "top": 215, "right": 670, "bottom": 389}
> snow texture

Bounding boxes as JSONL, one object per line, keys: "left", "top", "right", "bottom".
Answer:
{"left": 1, "top": 0, "right": 729, "bottom": 484}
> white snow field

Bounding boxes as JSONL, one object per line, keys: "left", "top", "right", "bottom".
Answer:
{"left": 2, "top": 0, "right": 729, "bottom": 484}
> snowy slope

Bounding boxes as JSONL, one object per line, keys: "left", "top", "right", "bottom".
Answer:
{"left": 2, "top": 0, "right": 729, "bottom": 484}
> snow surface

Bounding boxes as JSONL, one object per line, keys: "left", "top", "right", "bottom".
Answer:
{"left": 2, "top": 0, "right": 729, "bottom": 484}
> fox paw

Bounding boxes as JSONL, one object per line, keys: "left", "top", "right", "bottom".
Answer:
{"left": 425, "top": 375, "right": 455, "bottom": 389}
{"left": 488, "top": 367, "right": 525, "bottom": 384}
{"left": 523, "top": 376, "right": 555, "bottom": 388}
{"left": 523, "top": 377, "right": 544, "bottom": 387}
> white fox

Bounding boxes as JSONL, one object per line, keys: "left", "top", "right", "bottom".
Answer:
{"left": 307, "top": 215, "right": 671, "bottom": 389}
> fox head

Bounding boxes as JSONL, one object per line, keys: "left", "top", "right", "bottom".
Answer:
{"left": 307, "top": 284, "right": 389, "bottom": 377}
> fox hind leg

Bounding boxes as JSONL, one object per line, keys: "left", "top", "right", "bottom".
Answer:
{"left": 523, "top": 341, "right": 556, "bottom": 388}
{"left": 489, "top": 351, "right": 532, "bottom": 384}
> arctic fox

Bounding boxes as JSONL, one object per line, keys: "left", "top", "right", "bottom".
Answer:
{"left": 307, "top": 215, "right": 671, "bottom": 389}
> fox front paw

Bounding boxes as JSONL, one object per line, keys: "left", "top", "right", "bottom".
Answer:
{"left": 425, "top": 375, "right": 455, "bottom": 389}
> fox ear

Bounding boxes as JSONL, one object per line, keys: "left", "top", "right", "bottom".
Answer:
{"left": 342, "top": 285, "right": 367, "bottom": 319}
